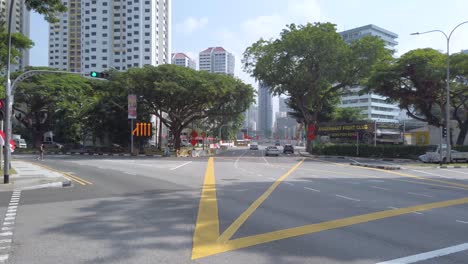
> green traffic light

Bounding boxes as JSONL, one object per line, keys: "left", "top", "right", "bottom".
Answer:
{"left": 90, "top": 71, "right": 98, "bottom": 77}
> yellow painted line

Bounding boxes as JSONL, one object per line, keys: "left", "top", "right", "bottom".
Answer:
{"left": 192, "top": 157, "right": 219, "bottom": 259}
{"left": 193, "top": 197, "right": 468, "bottom": 259}
{"left": 32, "top": 162, "right": 92, "bottom": 185}
{"left": 217, "top": 159, "right": 305, "bottom": 242}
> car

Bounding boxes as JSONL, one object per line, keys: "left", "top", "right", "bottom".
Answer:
{"left": 250, "top": 142, "right": 259, "bottom": 150}
{"left": 283, "top": 144, "right": 294, "bottom": 154}
{"left": 275, "top": 141, "right": 281, "bottom": 146}
{"left": 42, "top": 141, "right": 63, "bottom": 149}
{"left": 265, "top": 146, "right": 280, "bottom": 156}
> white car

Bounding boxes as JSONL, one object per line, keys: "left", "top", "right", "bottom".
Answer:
{"left": 250, "top": 143, "right": 259, "bottom": 150}
{"left": 265, "top": 146, "right": 280, "bottom": 156}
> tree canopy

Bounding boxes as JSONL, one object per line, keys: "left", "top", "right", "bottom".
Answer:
{"left": 114, "top": 64, "right": 255, "bottom": 149}
{"left": 367, "top": 49, "right": 468, "bottom": 145}
{"left": 243, "top": 22, "right": 391, "bottom": 151}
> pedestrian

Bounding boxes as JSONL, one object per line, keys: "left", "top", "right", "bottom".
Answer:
{"left": 37, "top": 143, "right": 44, "bottom": 161}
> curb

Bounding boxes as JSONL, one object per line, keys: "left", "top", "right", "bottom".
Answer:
{"left": 438, "top": 165, "right": 468, "bottom": 169}
{"left": 20, "top": 179, "right": 72, "bottom": 191}
{"left": 350, "top": 163, "right": 401, "bottom": 170}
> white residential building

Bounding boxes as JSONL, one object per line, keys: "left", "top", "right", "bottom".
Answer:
{"left": 49, "top": 0, "right": 171, "bottom": 73}
{"left": 171, "top": 53, "right": 196, "bottom": 69}
{"left": 339, "top": 24, "right": 400, "bottom": 123}
{"left": 199, "top": 47, "right": 234, "bottom": 75}
{"left": 1, "top": 0, "right": 30, "bottom": 71}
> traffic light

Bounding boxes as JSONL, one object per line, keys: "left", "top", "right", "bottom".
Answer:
{"left": 442, "top": 127, "right": 447, "bottom": 138}
{"left": 89, "top": 71, "right": 109, "bottom": 79}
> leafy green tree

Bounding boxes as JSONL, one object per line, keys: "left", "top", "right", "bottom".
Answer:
{"left": 115, "top": 65, "right": 255, "bottom": 150}
{"left": 243, "top": 22, "right": 390, "bottom": 152}
{"left": 0, "top": 25, "right": 34, "bottom": 69}
{"left": 24, "top": 0, "right": 67, "bottom": 23}
{"left": 331, "top": 107, "right": 366, "bottom": 123}
{"left": 367, "top": 49, "right": 468, "bottom": 145}
{"left": 12, "top": 68, "right": 95, "bottom": 146}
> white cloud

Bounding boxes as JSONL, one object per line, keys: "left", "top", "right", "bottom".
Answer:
{"left": 176, "top": 16, "right": 208, "bottom": 35}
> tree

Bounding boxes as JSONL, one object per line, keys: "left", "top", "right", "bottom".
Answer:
{"left": 23, "top": 0, "right": 67, "bottom": 23}
{"left": 331, "top": 107, "right": 366, "bottom": 123}
{"left": 115, "top": 64, "right": 255, "bottom": 150}
{"left": 367, "top": 49, "right": 468, "bottom": 145}
{"left": 0, "top": 25, "right": 34, "bottom": 70}
{"left": 243, "top": 22, "right": 391, "bottom": 152}
{"left": 12, "top": 68, "right": 95, "bottom": 146}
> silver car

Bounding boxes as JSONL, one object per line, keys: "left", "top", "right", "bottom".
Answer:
{"left": 265, "top": 146, "right": 280, "bottom": 156}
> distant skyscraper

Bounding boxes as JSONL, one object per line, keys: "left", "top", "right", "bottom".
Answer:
{"left": 171, "top": 53, "right": 196, "bottom": 69}
{"left": 49, "top": 0, "right": 171, "bottom": 73}
{"left": 339, "top": 24, "right": 400, "bottom": 122}
{"left": 258, "top": 82, "right": 273, "bottom": 137}
{"left": 199, "top": 47, "right": 235, "bottom": 75}
{"left": 462, "top": 49, "right": 468, "bottom": 54}
{"left": 1, "top": 0, "right": 30, "bottom": 71}
{"left": 244, "top": 105, "right": 258, "bottom": 131}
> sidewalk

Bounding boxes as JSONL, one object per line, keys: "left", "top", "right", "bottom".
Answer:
{"left": 0, "top": 160, "right": 71, "bottom": 192}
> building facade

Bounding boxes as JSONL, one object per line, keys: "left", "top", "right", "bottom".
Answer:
{"left": 171, "top": 53, "right": 196, "bottom": 69}
{"left": 199, "top": 47, "right": 234, "bottom": 75}
{"left": 49, "top": 0, "right": 171, "bottom": 73}
{"left": 1, "top": 0, "right": 30, "bottom": 71}
{"left": 258, "top": 82, "right": 273, "bottom": 137}
{"left": 339, "top": 24, "right": 400, "bottom": 123}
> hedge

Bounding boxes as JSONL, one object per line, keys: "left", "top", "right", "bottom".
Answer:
{"left": 313, "top": 144, "right": 432, "bottom": 159}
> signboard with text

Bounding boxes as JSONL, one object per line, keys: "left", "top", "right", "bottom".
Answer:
{"left": 128, "top": 94, "right": 137, "bottom": 119}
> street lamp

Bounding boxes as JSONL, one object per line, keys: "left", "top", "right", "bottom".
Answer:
{"left": 411, "top": 21, "right": 468, "bottom": 163}
{"left": 3, "top": 0, "right": 16, "bottom": 183}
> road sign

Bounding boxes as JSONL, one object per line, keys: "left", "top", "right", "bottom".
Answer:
{"left": 128, "top": 94, "right": 137, "bottom": 119}
{"left": 191, "top": 139, "right": 197, "bottom": 146}
{"left": 132, "top": 122, "right": 152, "bottom": 137}
{"left": 191, "top": 130, "right": 198, "bottom": 138}
{"left": 201, "top": 132, "right": 207, "bottom": 138}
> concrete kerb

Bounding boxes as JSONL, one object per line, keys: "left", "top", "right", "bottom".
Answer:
{"left": 299, "top": 151, "right": 402, "bottom": 170}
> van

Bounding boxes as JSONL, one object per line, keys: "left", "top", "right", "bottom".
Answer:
{"left": 250, "top": 142, "right": 259, "bottom": 150}
{"left": 14, "top": 138, "right": 27, "bottom": 149}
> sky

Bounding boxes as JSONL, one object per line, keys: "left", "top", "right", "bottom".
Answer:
{"left": 29, "top": 0, "right": 468, "bottom": 111}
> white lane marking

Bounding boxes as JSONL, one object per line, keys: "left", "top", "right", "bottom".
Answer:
{"left": 456, "top": 220, "right": 468, "bottom": 224}
{"left": 7, "top": 206, "right": 17, "bottom": 209}
{"left": 5, "top": 214, "right": 16, "bottom": 217}
{"left": 284, "top": 182, "right": 294, "bottom": 186}
{"left": 0, "top": 255, "right": 8, "bottom": 262}
{"left": 0, "top": 239, "right": 11, "bottom": 244}
{"left": 387, "top": 206, "right": 422, "bottom": 215}
{"left": 0, "top": 233, "right": 12, "bottom": 237}
{"left": 368, "top": 179, "right": 385, "bottom": 183}
{"left": 234, "top": 151, "right": 248, "bottom": 169}
{"left": 387, "top": 206, "right": 399, "bottom": 210}
{"left": 0, "top": 227, "right": 12, "bottom": 231}
{"left": 123, "top": 172, "right": 137, "bottom": 176}
{"left": 335, "top": 194, "right": 360, "bottom": 202}
{"left": 2, "top": 223, "right": 13, "bottom": 226}
{"left": 371, "top": 186, "right": 390, "bottom": 191}
{"left": 257, "top": 174, "right": 263, "bottom": 177}
{"left": 412, "top": 169, "right": 449, "bottom": 178}
{"left": 412, "top": 211, "right": 424, "bottom": 215}
{"left": 169, "top": 161, "right": 192, "bottom": 170}
{"left": 8, "top": 203, "right": 18, "bottom": 207}
{"left": 4, "top": 217, "right": 15, "bottom": 221}
{"left": 304, "top": 187, "right": 320, "bottom": 192}
{"left": 349, "top": 158, "right": 360, "bottom": 164}
{"left": 262, "top": 156, "right": 271, "bottom": 166}
{"left": 376, "top": 242, "right": 468, "bottom": 264}
{"left": 0, "top": 246, "right": 10, "bottom": 250}
{"left": 445, "top": 169, "right": 468, "bottom": 175}
{"left": 6, "top": 209, "right": 16, "bottom": 213}
{"left": 408, "top": 192, "right": 433, "bottom": 198}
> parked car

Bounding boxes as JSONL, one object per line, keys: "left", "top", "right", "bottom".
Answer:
{"left": 265, "top": 146, "right": 280, "bottom": 156}
{"left": 283, "top": 144, "right": 294, "bottom": 154}
{"left": 275, "top": 141, "right": 281, "bottom": 146}
{"left": 250, "top": 142, "right": 259, "bottom": 150}
{"left": 42, "top": 141, "right": 63, "bottom": 149}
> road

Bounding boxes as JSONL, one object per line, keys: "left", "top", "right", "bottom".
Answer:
{"left": 1, "top": 146, "right": 468, "bottom": 263}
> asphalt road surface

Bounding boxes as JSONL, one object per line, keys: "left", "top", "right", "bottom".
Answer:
{"left": 1, "top": 146, "right": 468, "bottom": 264}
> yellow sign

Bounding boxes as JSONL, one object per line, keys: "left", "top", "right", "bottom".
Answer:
{"left": 132, "top": 122, "right": 152, "bottom": 137}
{"left": 415, "top": 131, "right": 429, "bottom": 145}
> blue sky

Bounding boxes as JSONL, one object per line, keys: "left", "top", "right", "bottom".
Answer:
{"left": 31, "top": 0, "right": 468, "bottom": 90}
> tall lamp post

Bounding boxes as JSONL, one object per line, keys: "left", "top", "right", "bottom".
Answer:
{"left": 411, "top": 21, "right": 468, "bottom": 163}
{"left": 4, "top": 0, "right": 16, "bottom": 184}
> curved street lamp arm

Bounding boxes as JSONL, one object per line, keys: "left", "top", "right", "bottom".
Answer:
{"left": 448, "top": 20, "right": 468, "bottom": 40}
{"left": 411, "top": 29, "right": 448, "bottom": 39}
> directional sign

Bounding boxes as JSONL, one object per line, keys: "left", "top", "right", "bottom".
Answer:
{"left": 191, "top": 130, "right": 198, "bottom": 138}
{"left": 132, "top": 122, "right": 152, "bottom": 137}
{"left": 190, "top": 139, "right": 197, "bottom": 146}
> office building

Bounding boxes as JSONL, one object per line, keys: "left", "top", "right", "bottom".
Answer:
{"left": 171, "top": 53, "right": 196, "bottom": 69}
{"left": 199, "top": 47, "right": 235, "bottom": 75}
{"left": 49, "top": 0, "right": 171, "bottom": 73}
{"left": 339, "top": 24, "right": 400, "bottom": 122}
{"left": 258, "top": 82, "right": 273, "bottom": 137}
{"left": 1, "top": 0, "right": 30, "bottom": 71}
